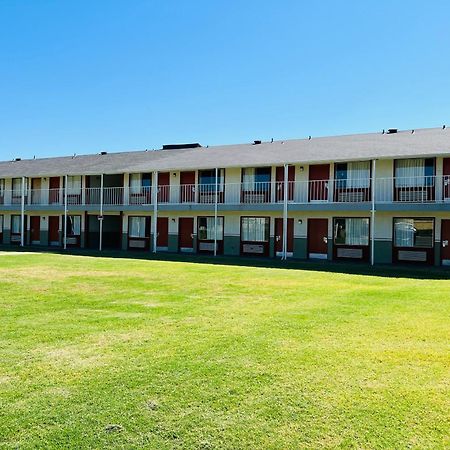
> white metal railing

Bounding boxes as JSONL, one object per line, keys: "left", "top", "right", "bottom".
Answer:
{"left": 1, "top": 176, "right": 449, "bottom": 207}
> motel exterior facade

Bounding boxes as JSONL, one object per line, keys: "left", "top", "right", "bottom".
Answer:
{"left": 0, "top": 127, "right": 449, "bottom": 266}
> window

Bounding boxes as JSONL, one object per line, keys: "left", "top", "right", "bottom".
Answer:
{"left": 394, "top": 218, "right": 434, "bottom": 248}
{"left": 395, "top": 158, "right": 435, "bottom": 187}
{"left": 12, "top": 178, "right": 27, "bottom": 196}
{"left": 198, "top": 217, "right": 224, "bottom": 240}
{"left": 0, "top": 215, "right": 3, "bottom": 233}
{"left": 241, "top": 217, "right": 270, "bottom": 242}
{"left": 129, "top": 216, "right": 147, "bottom": 238}
{"left": 334, "top": 218, "right": 369, "bottom": 246}
{"left": 0, "top": 179, "right": 4, "bottom": 196}
{"left": 11, "top": 215, "right": 21, "bottom": 234}
{"left": 335, "top": 161, "right": 370, "bottom": 188}
{"left": 129, "top": 173, "right": 151, "bottom": 194}
{"left": 67, "top": 216, "right": 81, "bottom": 236}
{"left": 242, "top": 167, "right": 271, "bottom": 190}
{"left": 67, "top": 176, "right": 82, "bottom": 194}
{"left": 198, "top": 169, "right": 224, "bottom": 191}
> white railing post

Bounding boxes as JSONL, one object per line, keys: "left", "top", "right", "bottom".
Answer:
{"left": 20, "top": 176, "right": 25, "bottom": 247}
{"left": 99, "top": 174, "right": 104, "bottom": 251}
{"left": 371, "top": 160, "right": 376, "bottom": 266}
{"left": 64, "top": 175, "right": 68, "bottom": 250}
{"left": 153, "top": 171, "right": 158, "bottom": 253}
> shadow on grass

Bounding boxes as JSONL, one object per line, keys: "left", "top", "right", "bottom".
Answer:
{"left": 1, "top": 244, "right": 449, "bottom": 280}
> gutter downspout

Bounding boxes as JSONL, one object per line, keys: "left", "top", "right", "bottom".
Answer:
{"left": 153, "top": 171, "right": 158, "bottom": 253}
{"left": 64, "top": 175, "right": 68, "bottom": 250}
{"left": 371, "top": 159, "right": 376, "bottom": 266}
{"left": 20, "top": 176, "right": 25, "bottom": 247}
{"left": 99, "top": 174, "right": 104, "bottom": 252}
{"left": 282, "top": 164, "right": 289, "bottom": 260}
{"left": 214, "top": 168, "right": 218, "bottom": 257}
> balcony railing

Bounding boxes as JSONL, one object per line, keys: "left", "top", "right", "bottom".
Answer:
{"left": 1, "top": 176, "right": 449, "bottom": 207}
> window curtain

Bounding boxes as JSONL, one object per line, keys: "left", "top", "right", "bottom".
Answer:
{"left": 67, "top": 176, "right": 82, "bottom": 194}
{"left": 129, "top": 174, "right": 142, "bottom": 194}
{"left": 347, "top": 162, "right": 370, "bottom": 188}
{"left": 11, "top": 216, "right": 21, "bottom": 234}
{"left": 242, "top": 217, "right": 268, "bottom": 242}
{"left": 0, "top": 179, "right": 5, "bottom": 195}
{"left": 201, "top": 217, "right": 223, "bottom": 240}
{"left": 394, "top": 219, "right": 415, "bottom": 247}
{"left": 12, "top": 178, "right": 22, "bottom": 196}
{"left": 129, "top": 217, "right": 146, "bottom": 238}
{"left": 346, "top": 218, "right": 369, "bottom": 245}
{"left": 0, "top": 215, "right": 3, "bottom": 233}
{"left": 242, "top": 168, "right": 256, "bottom": 191}
{"left": 68, "top": 216, "right": 81, "bottom": 235}
{"left": 395, "top": 159, "right": 425, "bottom": 187}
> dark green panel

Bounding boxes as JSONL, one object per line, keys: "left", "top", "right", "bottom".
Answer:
{"left": 327, "top": 240, "right": 333, "bottom": 261}
{"left": 40, "top": 230, "right": 49, "bottom": 246}
{"left": 224, "top": 235, "right": 240, "bottom": 256}
{"left": 293, "top": 237, "right": 307, "bottom": 259}
{"left": 374, "top": 240, "right": 392, "bottom": 264}
{"left": 434, "top": 242, "right": 441, "bottom": 267}
{"left": 122, "top": 233, "right": 128, "bottom": 251}
{"left": 3, "top": 229, "right": 10, "bottom": 244}
{"left": 269, "top": 237, "right": 275, "bottom": 258}
{"left": 168, "top": 233, "right": 178, "bottom": 252}
{"left": 80, "top": 231, "right": 86, "bottom": 248}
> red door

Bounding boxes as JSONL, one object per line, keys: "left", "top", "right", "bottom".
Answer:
{"left": 275, "top": 166, "right": 295, "bottom": 202}
{"left": 49, "top": 177, "right": 60, "bottom": 204}
{"left": 441, "top": 219, "right": 450, "bottom": 265}
{"left": 49, "top": 216, "right": 60, "bottom": 245}
{"left": 158, "top": 172, "right": 170, "bottom": 203}
{"left": 309, "top": 164, "right": 330, "bottom": 201}
{"left": 178, "top": 217, "right": 194, "bottom": 251}
{"left": 443, "top": 158, "right": 450, "bottom": 201}
{"left": 307, "top": 218, "right": 328, "bottom": 258}
{"left": 30, "top": 216, "right": 40, "bottom": 243}
{"left": 180, "top": 171, "right": 196, "bottom": 203}
{"left": 157, "top": 217, "right": 169, "bottom": 248}
{"left": 274, "top": 218, "right": 294, "bottom": 256}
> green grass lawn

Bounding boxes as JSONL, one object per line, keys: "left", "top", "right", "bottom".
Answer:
{"left": 0, "top": 252, "right": 449, "bottom": 449}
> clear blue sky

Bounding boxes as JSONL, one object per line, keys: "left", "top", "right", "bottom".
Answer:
{"left": 1, "top": 0, "right": 449, "bottom": 160}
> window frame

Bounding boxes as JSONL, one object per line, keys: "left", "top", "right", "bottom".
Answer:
{"left": 240, "top": 216, "right": 270, "bottom": 243}
{"left": 333, "top": 217, "right": 370, "bottom": 247}
{"left": 197, "top": 216, "right": 224, "bottom": 241}
{"left": 393, "top": 217, "right": 435, "bottom": 249}
{"left": 128, "top": 216, "right": 148, "bottom": 239}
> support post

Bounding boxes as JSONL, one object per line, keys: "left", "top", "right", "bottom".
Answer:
{"left": 371, "top": 159, "right": 376, "bottom": 266}
{"left": 20, "top": 176, "right": 25, "bottom": 247}
{"left": 153, "top": 171, "right": 158, "bottom": 253}
{"left": 214, "top": 168, "right": 218, "bottom": 257}
{"left": 64, "top": 175, "right": 68, "bottom": 250}
{"left": 282, "top": 164, "right": 289, "bottom": 260}
{"left": 99, "top": 174, "right": 104, "bottom": 252}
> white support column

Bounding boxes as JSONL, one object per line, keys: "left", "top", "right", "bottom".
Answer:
{"left": 20, "top": 176, "right": 25, "bottom": 247}
{"left": 64, "top": 175, "right": 68, "bottom": 250}
{"left": 214, "top": 168, "right": 218, "bottom": 257}
{"left": 99, "top": 174, "right": 104, "bottom": 252}
{"left": 371, "top": 159, "right": 376, "bottom": 266}
{"left": 153, "top": 171, "right": 158, "bottom": 253}
{"left": 282, "top": 164, "right": 289, "bottom": 260}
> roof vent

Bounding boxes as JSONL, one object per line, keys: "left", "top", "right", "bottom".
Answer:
{"left": 162, "top": 143, "right": 201, "bottom": 150}
{"left": 387, "top": 128, "right": 398, "bottom": 134}
{"left": 100, "top": 151, "right": 108, "bottom": 155}
{"left": 14, "top": 157, "right": 21, "bottom": 161}
{"left": 253, "top": 140, "right": 262, "bottom": 145}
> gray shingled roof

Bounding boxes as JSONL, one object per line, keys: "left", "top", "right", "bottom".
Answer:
{"left": 0, "top": 127, "right": 449, "bottom": 178}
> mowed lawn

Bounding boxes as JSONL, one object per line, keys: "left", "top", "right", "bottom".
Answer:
{"left": 0, "top": 253, "right": 449, "bottom": 449}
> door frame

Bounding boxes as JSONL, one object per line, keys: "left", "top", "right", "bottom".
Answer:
{"left": 274, "top": 217, "right": 294, "bottom": 257}
{"left": 307, "top": 218, "right": 329, "bottom": 259}
{"left": 441, "top": 219, "right": 450, "bottom": 266}
{"left": 178, "top": 217, "right": 194, "bottom": 252}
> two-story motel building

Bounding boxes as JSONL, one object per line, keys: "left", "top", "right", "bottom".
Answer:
{"left": 0, "top": 127, "right": 449, "bottom": 266}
